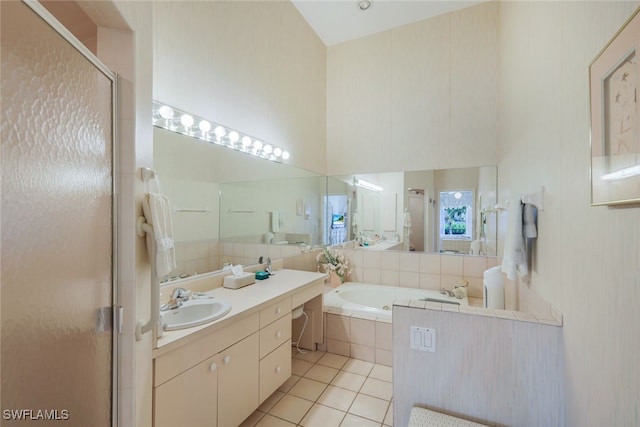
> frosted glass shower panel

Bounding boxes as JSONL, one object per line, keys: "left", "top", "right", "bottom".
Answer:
{"left": 1, "top": 2, "right": 113, "bottom": 425}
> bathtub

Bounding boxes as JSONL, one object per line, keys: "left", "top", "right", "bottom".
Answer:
{"left": 323, "top": 282, "right": 468, "bottom": 319}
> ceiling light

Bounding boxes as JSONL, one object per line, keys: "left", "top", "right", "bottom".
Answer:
{"left": 358, "top": 0, "right": 372, "bottom": 11}
{"left": 354, "top": 178, "right": 383, "bottom": 192}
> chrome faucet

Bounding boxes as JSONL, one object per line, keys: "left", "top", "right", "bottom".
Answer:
{"left": 258, "top": 256, "right": 275, "bottom": 275}
{"left": 161, "top": 287, "right": 190, "bottom": 311}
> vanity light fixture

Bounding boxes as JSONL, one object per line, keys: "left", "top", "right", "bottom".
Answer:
{"left": 354, "top": 177, "right": 383, "bottom": 192}
{"left": 152, "top": 101, "right": 290, "bottom": 163}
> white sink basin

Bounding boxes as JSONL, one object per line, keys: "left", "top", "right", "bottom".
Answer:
{"left": 161, "top": 299, "right": 232, "bottom": 331}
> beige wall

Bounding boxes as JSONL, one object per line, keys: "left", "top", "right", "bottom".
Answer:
{"left": 393, "top": 305, "right": 564, "bottom": 427}
{"left": 327, "top": 1, "right": 498, "bottom": 176}
{"left": 93, "top": 1, "right": 154, "bottom": 426}
{"left": 497, "top": 1, "right": 640, "bottom": 425}
{"left": 152, "top": 1, "right": 327, "bottom": 175}
{"left": 67, "top": 1, "right": 640, "bottom": 426}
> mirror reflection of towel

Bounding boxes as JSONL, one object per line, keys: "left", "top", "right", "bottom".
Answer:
{"left": 271, "top": 210, "right": 281, "bottom": 232}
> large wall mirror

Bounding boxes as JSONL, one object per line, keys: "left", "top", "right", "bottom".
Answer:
{"left": 327, "top": 166, "right": 498, "bottom": 256}
{"left": 154, "top": 127, "right": 325, "bottom": 280}
{"left": 154, "top": 126, "right": 498, "bottom": 280}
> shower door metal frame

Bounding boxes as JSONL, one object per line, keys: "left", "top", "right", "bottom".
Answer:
{"left": 21, "top": 1, "right": 120, "bottom": 426}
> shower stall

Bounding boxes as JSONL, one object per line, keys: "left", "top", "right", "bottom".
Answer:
{"left": 1, "top": 2, "right": 117, "bottom": 425}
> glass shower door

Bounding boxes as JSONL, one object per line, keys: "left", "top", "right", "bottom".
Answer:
{"left": 1, "top": 1, "right": 115, "bottom": 425}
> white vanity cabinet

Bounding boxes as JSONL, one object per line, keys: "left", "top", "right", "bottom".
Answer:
{"left": 152, "top": 270, "right": 326, "bottom": 427}
{"left": 153, "top": 313, "right": 259, "bottom": 427}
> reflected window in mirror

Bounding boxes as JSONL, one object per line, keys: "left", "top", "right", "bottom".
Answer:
{"left": 439, "top": 190, "right": 474, "bottom": 253}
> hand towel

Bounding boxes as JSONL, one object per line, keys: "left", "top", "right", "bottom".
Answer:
{"left": 145, "top": 193, "right": 176, "bottom": 278}
{"left": 522, "top": 203, "right": 538, "bottom": 238}
{"left": 501, "top": 199, "right": 528, "bottom": 280}
{"left": 402, "top": 209, "right": 412, "bottom": 251}
{"left": 271, "top": 210, "right": 280, "bottom": 233}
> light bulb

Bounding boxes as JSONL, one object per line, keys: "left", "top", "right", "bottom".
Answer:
{"left": 229, "top": 131, "right": 239, "bottom": 143}
{"left": 242, "top": 136, "right": 252, "bottom": 147}
{"left": 263, "top": 144, "right": 273, "bottom": 154}
{"left": 282, "top": 151, "right": 290, "bottom": 160}
{"left": 199, "top": 120, "right": 211, "bottom": 133}
{"left": 159, "top": 105, "right": 174, "bottom": 119}
{"left": 273, "top": 147, "right": 282, "bottom": 157}
{"left": 214, "top": 126, "right": 226, "bottom": 138}
{"left": 253, "top": 140, "right": 263, "bottom": 150}
{"left": 180, "top": 114, "right": 194, "bottom": 128}
{"left": 454, "top": 192, "right": 462, "bottom": 199}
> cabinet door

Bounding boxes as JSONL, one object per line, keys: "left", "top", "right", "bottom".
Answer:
{"left": 154, "top": 354, "right": 219, "bottom": 427}
{"left": 218, "top": 332, "right": 259, "bottom": 427}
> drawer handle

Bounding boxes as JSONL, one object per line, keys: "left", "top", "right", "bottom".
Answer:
{"left": 276, "top": 307, "right": 282, "bottom": 315}
{"left": 210, "top": 362, "right": 217, "bottom": 372}
{"left": 275, "top": 366, "right": 281, "bottom": 373}
{"left": 276, "top": 331, "right": 282, "bottom": 338}
{"left": 223, "top": 355, "right": 231, "bottom": 364}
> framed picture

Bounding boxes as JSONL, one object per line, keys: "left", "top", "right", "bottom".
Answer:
{"left": 590, "top": 8, "right": 640, "bottom": 205}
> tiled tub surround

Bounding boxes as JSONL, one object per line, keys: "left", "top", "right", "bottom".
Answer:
{"left": 392, "top": 301, "right": 563, "bottom": 427}
{"left": 340, "top": 249, "right": 498, "bottom": 299}
{"left": 320, "top": 251, "right": 495, "bottom": 366}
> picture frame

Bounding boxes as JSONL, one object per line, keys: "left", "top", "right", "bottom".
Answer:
{"left": 590, "top": 7, "right": 640, "bottom": 206}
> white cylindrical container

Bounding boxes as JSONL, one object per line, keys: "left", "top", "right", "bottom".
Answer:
{"left": 483, "top": 265, "right": 505, "bottom": 309}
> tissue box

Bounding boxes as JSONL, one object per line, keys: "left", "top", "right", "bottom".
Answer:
{"left": 223, "top": 272, "right": 256, "bottom": 289}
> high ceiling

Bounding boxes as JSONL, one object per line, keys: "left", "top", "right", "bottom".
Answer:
{"left": 291, "top": 0, "right": 487, "bottom": 46}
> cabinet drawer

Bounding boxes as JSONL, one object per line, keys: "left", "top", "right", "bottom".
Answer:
{"left": 259, "top": 297, "right": 291, "bottom": 328}
{"left": 259, "top": 341, "right": 292, "bottom": 403}
{"left": 260, "top": 313, "right": 292, "bottom": 358}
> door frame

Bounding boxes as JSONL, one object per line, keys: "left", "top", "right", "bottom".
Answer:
{"left": 21, "top": 1, "right": 120, "bottom": 425}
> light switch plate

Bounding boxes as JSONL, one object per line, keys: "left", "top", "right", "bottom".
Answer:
{"left": 410, "top": 326, "right": 436, "bottom": 352}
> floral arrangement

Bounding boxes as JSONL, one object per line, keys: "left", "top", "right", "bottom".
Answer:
{"left": 316, "top": 246, "right": 351, "bottom": 282}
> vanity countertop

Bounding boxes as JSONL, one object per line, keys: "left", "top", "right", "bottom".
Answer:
{"left": 153, "top": 269, "right": 327, "bottom": 356}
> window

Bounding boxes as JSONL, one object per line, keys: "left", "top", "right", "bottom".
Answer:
{"left": 439, "top": 190, "right": 474, "bottom": 240}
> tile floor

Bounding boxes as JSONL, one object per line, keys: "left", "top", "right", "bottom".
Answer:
{"left": 240, "top": 350, "right": 393, "bottom": 427}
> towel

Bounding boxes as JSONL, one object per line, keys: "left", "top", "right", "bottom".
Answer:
{"left": 522, "top": 203, "right": 538, "bottom": 238}
{"left": 145, "top": 193, "right": 176, "bottom": 278}
{"left": 271, "top": 210, "right": 280, "bottom": 232}
{"left": 501, "top": 199, "right": 528, "bottom": 280}
{"left": 402, "top": 209, "right": 412, "bottom": 251}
